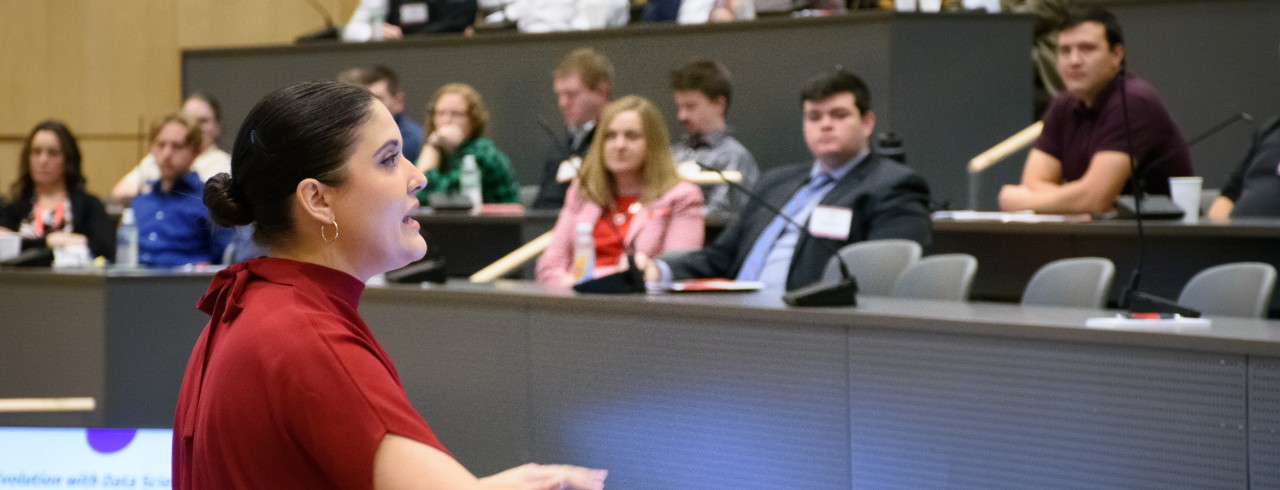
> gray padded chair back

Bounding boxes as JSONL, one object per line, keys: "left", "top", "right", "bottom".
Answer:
{"left": 1177, "top": 262, "right": 1277, "bottom": 318}
{"left": 891, "top": 254, "right": 978, "bottom": 301}
{"left": 822, "top": 239, "right": 922, "bottom": 296}
{"left": 1021, "top": 257, "right": 1115, "bottom": 309}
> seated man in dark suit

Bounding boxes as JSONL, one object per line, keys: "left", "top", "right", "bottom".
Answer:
{"left": 642, "top": 69, "right": 933, "bottom": 291}
{"left": 532, "top": 48, "right": 614, "bottom": 209}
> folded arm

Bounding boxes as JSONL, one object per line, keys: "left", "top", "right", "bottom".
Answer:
{"left": 999, "top": 149, "right": 1131, "bottom": 214}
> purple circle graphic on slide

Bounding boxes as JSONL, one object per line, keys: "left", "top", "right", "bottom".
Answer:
{"left": 86, "top": 428, "right": 137, "bottom": 454}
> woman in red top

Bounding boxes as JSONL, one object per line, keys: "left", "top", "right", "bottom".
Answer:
{"left": 536, "top": 95, "right": 704, "bottom": 288}
{"left": 174, "top": 81, "right": 607, "bottom": 489}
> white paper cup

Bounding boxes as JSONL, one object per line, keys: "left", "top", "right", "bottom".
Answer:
{"left": 894, "top": 0, "right": 917, "bottom": 12}
{"left": 962, "top": 0, "right": 999, "bottom": 12}
{"left": 0, "top": 232, "right": 19, "bottom": 261}
{"left": 918, "top": 0, "right": 942, "bottom": 12}
{"left": 1169, "top": 176, "right": 1203, "bottom": 224}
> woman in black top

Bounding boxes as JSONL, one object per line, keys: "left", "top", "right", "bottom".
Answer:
{"left": 0, "top": 120, "right": 114, "bottom": 262}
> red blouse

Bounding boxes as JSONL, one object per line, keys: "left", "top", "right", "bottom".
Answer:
{"left": 593, "top": 195, "right": 638, "bottom": 267}
{"left": 173, "top": 258, "right": 449, "bottom": 489}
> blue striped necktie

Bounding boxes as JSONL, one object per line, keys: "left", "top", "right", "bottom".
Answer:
{"left": 736, "top": 173, "right": 834, "bottom": 281}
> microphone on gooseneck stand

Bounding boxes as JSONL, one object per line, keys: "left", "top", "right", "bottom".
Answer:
{"left": 693, "top": 161, "right": 858, "bottom": 307}
{"left": 1116, "top": 111, "right": 1255, "bottom": 313}
{"left": 1113, "top": 67, "right": 1247, "bottom": 317}
{"left": 1114, "top": 112, "right": 1255, "bottom": 218}
{"left": 1185, "top": 112, "right": 1254, "bottom": 147}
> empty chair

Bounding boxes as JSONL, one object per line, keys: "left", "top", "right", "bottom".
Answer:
{"left": 1177, "top": 262, "right": 1277, "bottom": 318}
{"left": 1021, "top": 257, "right": 1115, "bottom": 309}
{"left": 891, "top": 254, "right": 978, "bottom": 301}
{"left": 821, "top": 239, "right": 922, "bottom": 296}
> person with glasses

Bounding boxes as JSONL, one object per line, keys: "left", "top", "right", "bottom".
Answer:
{"left": 415, "top": 83, "right": 519, "bottom": 204}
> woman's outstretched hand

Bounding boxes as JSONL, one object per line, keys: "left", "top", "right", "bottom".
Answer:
{"left": 480, "top": 463, "right": 607, "bottom": 490}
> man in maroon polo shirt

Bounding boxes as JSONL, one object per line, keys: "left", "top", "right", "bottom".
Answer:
{"left": 999, "top": 7, "right": 1192, "bottom": 214}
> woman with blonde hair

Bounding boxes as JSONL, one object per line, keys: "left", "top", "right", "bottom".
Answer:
{"left": 415, "top": 83, "right": 519, "bottom": 204}
{"left": 537, "top": 95, "right": 704, "bottom": 288}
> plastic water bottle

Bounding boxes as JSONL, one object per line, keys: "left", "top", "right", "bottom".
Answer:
{"left": 459, "top": 155, "right": 482, "bottom": 210}
{"left": 369, "top": 0, "right": 387, "bottom": 41}
{"left": 572, "top": 221, "right": 595, "bottom": 283}
{"left": 116, "top": 208, "right": 139, "bottom": 267}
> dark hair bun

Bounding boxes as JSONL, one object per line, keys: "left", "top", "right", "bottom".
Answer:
{"left": 204, "top": 172, "right": 254, "bottom": 227}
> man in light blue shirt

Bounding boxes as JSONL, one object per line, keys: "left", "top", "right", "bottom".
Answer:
{"left": 645, "top": 69, "right": 932, "bottom": 291}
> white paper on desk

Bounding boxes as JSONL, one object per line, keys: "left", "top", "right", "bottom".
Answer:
{"left": 1085, "top": 316, "right": 1213, "bottom": 330}
{"left": 666, "top": 279, "right": 765, "bottom": 292}
{"left": 932, "top": 210, "right": 1074, "bottom": 223}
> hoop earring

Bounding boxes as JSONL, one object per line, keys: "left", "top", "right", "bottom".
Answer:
{"left": 321, "top": 218, "right": 339, "bottom": 243}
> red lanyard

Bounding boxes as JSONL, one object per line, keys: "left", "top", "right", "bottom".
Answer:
{"left": 32, "top": 201, "right": 66, "bottom": 237}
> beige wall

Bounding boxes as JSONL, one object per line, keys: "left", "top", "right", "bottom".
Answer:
{"left": 0, "top": 0, "right": 352, "bottom": 200}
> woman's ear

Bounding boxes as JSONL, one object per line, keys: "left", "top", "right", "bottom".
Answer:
{"left": 295, "top": 178, "right": 335, "bottom": 224}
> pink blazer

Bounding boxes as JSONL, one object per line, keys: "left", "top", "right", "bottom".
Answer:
{"left": 537, "top": 180, "right": 704, "bottom": 288}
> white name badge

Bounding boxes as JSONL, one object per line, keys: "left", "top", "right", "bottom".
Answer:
{"left": 555, "top": 156, "right": 582, "bottom": 183}
{"left": 808, "top": 205, "right": 853, "bottom": 240}
{"left": 400, "top": 2, "right": 429, "bottom": 25}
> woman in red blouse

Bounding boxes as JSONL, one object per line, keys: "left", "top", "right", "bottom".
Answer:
{"left": 174, "top": 81, "right": 606, "bottom": 489}
{"left": 536, "top": 95, "right": 705, "bottom": 288}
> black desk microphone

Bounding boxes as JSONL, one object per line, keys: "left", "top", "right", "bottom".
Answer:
{"left": 693, "top": 161, "right": 859, "bottom": 307}
{"left": 1115, "top": 67, "right": 1253, "bottom": 315}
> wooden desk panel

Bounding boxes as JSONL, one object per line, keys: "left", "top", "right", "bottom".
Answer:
{"left": 0, "top": 270, "right": 210, "bottom": 428}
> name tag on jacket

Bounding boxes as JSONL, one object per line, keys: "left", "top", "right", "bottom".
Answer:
{"left": 808, "top": 205, "right": 852, "bottom": 240}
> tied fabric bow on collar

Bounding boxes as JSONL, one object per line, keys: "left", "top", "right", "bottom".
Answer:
{"left": 182, "top": 259, "right": 255, "bottom": 459}
{"left": 196, "top": 260, "right": 253, "bottom": 323}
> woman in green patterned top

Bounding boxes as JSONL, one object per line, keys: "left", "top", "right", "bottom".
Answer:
{"left": 415, "top": 83, "right": 520, "bottom": 204}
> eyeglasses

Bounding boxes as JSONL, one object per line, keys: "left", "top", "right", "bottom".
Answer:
{"left": 433, "top": 110, "right": 468, "bottom": 119}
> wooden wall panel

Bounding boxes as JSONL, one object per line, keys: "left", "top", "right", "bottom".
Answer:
{"left": 80, "top": 141, "right": 151, "bottom": 198}
{"left": 0, "top": 144, "right": 20, "bottom": 196}
{"left": 0, "top": 1, "right": 175, "bottom": 198}
{"left": 0, "top": 0, "right": 353, "bottom": 199}
{"left": 177, "top": 0, "right": 354, "bottom": 50}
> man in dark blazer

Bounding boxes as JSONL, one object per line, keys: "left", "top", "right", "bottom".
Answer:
{"left": 644, "top": 69, "right": 932, "bottom": 291}
{"left": 532, "top": 48, "right": 614, "bottom": 209}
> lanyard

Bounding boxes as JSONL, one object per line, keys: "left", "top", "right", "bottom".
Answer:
{"left": 32, "top": 201, "right": 66, "bottom": 237}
